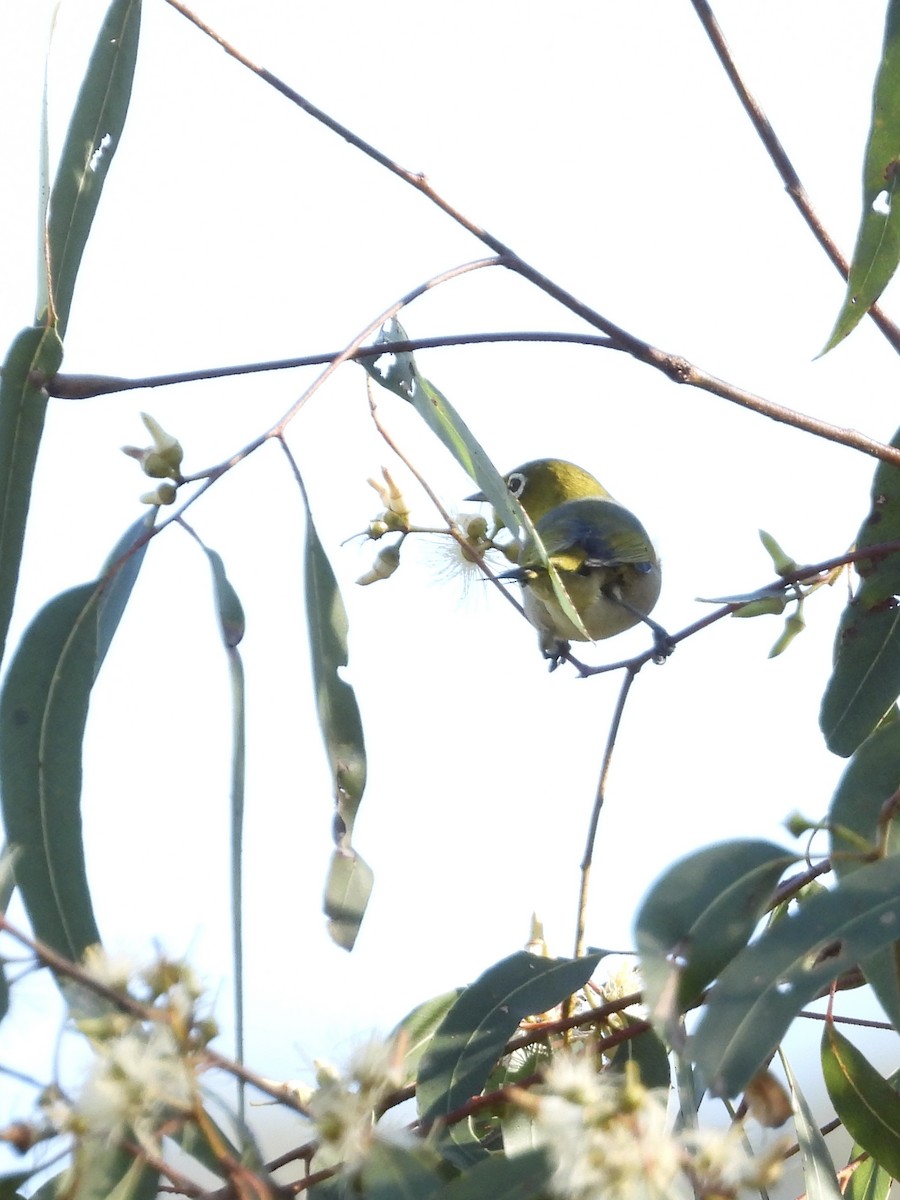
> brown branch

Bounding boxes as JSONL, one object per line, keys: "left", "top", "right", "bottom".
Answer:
{"left": 689, "top": 0, "right": 900, "bottom": 355}
{"left": 161, "top": 0, "right": 900, "bottom": 468}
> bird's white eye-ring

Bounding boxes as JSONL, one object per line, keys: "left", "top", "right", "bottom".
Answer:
{"left": 507, "top": 472, "right": 527, "bottom": 498}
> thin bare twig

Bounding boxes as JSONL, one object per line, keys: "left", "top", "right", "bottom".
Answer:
{"left": 46, "top": 333, "right": 615, "bottom": 398}
{"left": 574, "top": 669, "right": 638, "bottom": 958}
{"left": 161, "top": 0, "right": 900, "bottom": 468}
{"left": 689, "top": 0, "right": 900, "bottom": 355}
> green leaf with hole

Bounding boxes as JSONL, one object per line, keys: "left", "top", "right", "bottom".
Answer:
{"left": 302, "top": 492, "right": 370, "bottom": 949}
{"left": 822, "top": 1025, "right": 900, "bottom": 1180}
{"left": 416, "top": 950, "right": 601, "bottom": 1165}
{"left": 691, "top": 855, "right": 900, "bottom": 1097}
{"left": 821, "top": 425, "right": 900, "bottom": 756}
{"left": 41, "top": 0, "right": 142, "bottom": 335}
{"left": 0, "top": 515, "right": 152, "bottom": 960}
{"left": 823, "top": 1, "right": 900, "bottom": 352}
{"left": 635, "top": 839, "right": 795, "bottom": 1038}
{"left": 0, "top": 325, "right": 63, "bottom": 669}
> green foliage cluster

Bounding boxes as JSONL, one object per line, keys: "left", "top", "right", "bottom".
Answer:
{"left": 1, "top": 1, "right": 900, "bottom": 1198}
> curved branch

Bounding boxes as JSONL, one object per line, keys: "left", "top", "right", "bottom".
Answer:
{"left": 162, "top": 0, "right": 900, "bottom": 468}
{"left": 689, "top": 0, "right": 900, "bottom": 355}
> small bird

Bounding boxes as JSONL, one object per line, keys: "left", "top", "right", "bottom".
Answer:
{"left": 469, "top": 459, "right": 669, "bottom": 667}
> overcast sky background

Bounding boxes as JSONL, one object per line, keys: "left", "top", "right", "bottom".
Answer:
{"left": 0, "top": 0, "right": 897, "bottom": 1181}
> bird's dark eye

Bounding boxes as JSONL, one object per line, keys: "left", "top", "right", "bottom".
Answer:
{"left": 507, "top": 472, "right": 526, "bottom": 498}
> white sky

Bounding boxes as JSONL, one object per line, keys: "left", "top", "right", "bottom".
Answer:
{"left": 0, "top": 0, "right": 896, "bottom": 1181}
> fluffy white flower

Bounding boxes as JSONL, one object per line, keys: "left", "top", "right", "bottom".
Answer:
{"left": 74, "top": 1024, "right": 195, "bottom": 1152}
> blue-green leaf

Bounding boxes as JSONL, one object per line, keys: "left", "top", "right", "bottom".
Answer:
{"left": 0, "top": 326, "right": 63, "bottom": 669}
{"left": 0, "top": 515, "right": 152, "bottom": 960}
{"left": 691, "top": 855, "right": 900, "bottom": 1096}
{"left": 358, "top": 1142, "right": 444, "bottom": 1200}
{"left": 391, "top": 990, "right": 463, "bottom": 1085}
{"left": 823, "top": 0, "right": 900, "bottom": 352}
{"left": 41, "top": 0, "right": 142, "bottom": 336}
{"left": 821, "top": 426, "right": 900, "bottom": 756}
{"left": 782, "top": 1053, "right": 843, "bottom": 1200}
{"left": 191, "top": 536, "right": 247, "bottom": 1081}
{"left": 416, "top": 950, "right": 601, "bottom": 1165}
{"left": 429, "top": 1149, "right": 550, "bottom": 1200}
{"left": 635, "top": 839, "right": 795, "bottom": 1038}
{"left": 302, "top": 493, "right": 370, "bottom": 949}
{"left": 829, "top": 721, "right": 900, "bottom": 1029}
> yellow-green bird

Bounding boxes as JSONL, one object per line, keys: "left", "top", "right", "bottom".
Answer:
{"left": 469, "top": 459, "right": 670, "bottom": 667}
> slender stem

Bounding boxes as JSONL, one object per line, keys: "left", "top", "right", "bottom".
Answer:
{"left": 689, "top": 0, "right": 900, "bottom": 355}
{"left": 162, "top": 0, "right": 900, "bottom": 468}
{"left": 47, "top": 332, "right": 616, "bottom": 398}
{"left": 574, "top": 668, "right": 638, "bottom": 958}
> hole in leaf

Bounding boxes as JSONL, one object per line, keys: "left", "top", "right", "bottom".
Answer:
{"left": 89, "top": 133, "right": 113, "bottom": 172}
{"left": 872, "top": 189, "right": 891, "bottom": 215}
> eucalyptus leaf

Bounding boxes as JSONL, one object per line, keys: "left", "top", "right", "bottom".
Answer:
{"left": 0, "top": 325, "right": 63, "bottom": 669}
{"left": 822, "top": 0, "right": 900, "bottom": 352}
{"left": 41, "top": 0, "right": 142, "bottom": 336}
{"left": 781, "top": 1053, "right": 843, "bottom": 1200}
{"left": 416, "top": 950, "right": 601, "bottom": 1165}
{"left": 829, "top": 721, "right": 900, "bottom": 1028}
{"left": 429, "top": 1149, "right": 550, "bottom": 1200}
{"left": 635, "top": 839, "right": 795, "bottom": 1037}
{"left": 302, "top": 487, "right": 370, "bottom": 949}
{"left": 691, "top": 855, "right": 900, "bottom": 1096}
{"left": 0, "top": 515, "right": 152, "bottom": 960}
{"left": 821, "top": 425, "right": 900, "bottom": 756}
{"left": 822, "top": 1025, "right": 900, "bottom": 1179}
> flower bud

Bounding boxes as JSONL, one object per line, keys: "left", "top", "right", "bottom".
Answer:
{"left": 140, "top": 482, "right": 178, "bottom": 506}
{"left": 356, "top": 543, "right": 401, "bottom": 585}
{"left": 122, "top": 413, "right": 184, "bottom": 481}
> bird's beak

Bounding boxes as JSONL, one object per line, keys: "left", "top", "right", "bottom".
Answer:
{"left": 466, "top": 490, "right": 486, "bottom": 502}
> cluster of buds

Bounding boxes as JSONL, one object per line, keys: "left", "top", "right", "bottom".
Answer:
{"left": 122, "top": 413, "right": 184, "bottom": 505}
{"left": 356, "top": 467, "right": 410, "bottom": 586}
{"left": 356, "top": 466, "right": 499, "bottom": 588}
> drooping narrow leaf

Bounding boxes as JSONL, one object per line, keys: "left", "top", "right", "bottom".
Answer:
{"left": 691, "top": 855, "right": 900, "bottom": 1097}
{"left": 829, "top": 721, "right": 900, "bottom": 1029}
{"left": 191, "top": 535, "right": 247, "bottom": 1094}
{"left": 302, "top": 493, "right": 371, "bottom": 949}
{"left": 823, "top": 0, "right": 900, "bottom": 352}
{"left": 822, "top": 1025, "right": 900, "bottom": 1179}
{"left": 365, "top": 319, "right": 589, "bottom": 640}
{"left": 0, "top": 515, "right": 153, "bottom": 960}
{"left": 821, "top": 426, "right": 900, "bottom": 757}
{"left": 781, "top": 1053, "right": 843, "bottom": 1200}
{"left": 416, "top": 950, "right": 601, "bottom": 1165}
{"left": 635, "top": 839, "right": 795, "bottom": 1035}
{"left": 0, "top": 326, "right": 63, "bottom": 668}
{"left": 41, "top": 0, "right": 142, "bottom": 336}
